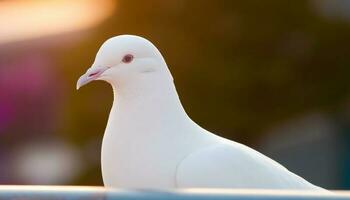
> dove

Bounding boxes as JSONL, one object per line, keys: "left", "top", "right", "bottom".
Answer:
{"left": 77, "top": 35, "right": 324, "bottom": 190}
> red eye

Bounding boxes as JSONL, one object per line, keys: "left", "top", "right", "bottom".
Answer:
{"left": 122, "top": 54, "right": 134, "bottom": 63}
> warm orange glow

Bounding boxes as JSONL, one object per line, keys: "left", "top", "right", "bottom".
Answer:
{"left": 0, "top": 0, "right": 116, "bottom": 44}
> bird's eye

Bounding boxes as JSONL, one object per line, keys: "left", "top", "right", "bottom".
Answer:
{"left": 122, "top": 54, "right": 134, "bottom": 63}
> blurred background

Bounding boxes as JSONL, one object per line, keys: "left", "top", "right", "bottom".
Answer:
{"left": 0, "top": 0, "right": 349, "bottom": 190}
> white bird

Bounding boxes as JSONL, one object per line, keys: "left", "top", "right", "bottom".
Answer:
{"left": 77, "top": 35, "right": 324, "bottom": 190}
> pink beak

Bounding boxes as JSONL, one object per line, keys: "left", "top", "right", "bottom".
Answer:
{"left": 76, "top": 66, "right": 109, "bottom": 90}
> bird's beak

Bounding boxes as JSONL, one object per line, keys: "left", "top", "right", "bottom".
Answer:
{"left": 76, "top": 66, "right": 109, "bottom": 90}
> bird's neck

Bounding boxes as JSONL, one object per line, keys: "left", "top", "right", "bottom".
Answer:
{"left": 106, "top": 77, "right": 191, "bottom": 139}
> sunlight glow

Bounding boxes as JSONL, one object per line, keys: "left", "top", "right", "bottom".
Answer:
{"left": 0, "top": 0, "right": 116, "bottom": 44}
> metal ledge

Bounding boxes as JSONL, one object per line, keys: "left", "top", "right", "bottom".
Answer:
{"left": 0, "top": 186, "right": 349, "bottom": 200}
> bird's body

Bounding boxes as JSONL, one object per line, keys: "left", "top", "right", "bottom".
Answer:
{"left": 77, "top": 35, "right": 324, "bottom": 190}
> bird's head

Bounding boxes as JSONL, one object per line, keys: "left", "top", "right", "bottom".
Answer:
{"left": 77, "top": 35, "right": 171, "bottom": 90}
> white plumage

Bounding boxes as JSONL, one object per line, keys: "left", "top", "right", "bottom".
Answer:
{"left": 77, "top": 35, "right": 323, "bottom": 190}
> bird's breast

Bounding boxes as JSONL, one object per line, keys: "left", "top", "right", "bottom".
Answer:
{"left": 100, "top": 105, "right": 216, "bottom": 188}
{"left": 101, "top": 129, "right": 187, "bottom": 188}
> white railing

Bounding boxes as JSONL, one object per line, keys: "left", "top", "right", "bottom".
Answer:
{"left": 0, "top": 186, "right": 348, "bottom": 200}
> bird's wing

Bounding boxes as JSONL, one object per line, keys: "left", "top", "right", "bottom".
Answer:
{"left": 175, "top": 142, "right": 321, "bottom": 190}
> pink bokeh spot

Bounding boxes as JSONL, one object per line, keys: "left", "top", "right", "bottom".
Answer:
{"left": 0, "top": 100, "right": 15, "bottom": 133}
{"left": 0, "top": 53, "right": 59, "bottom": 135}
{"left": 0, "top": 54, "right": 52, "bottom": 96}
